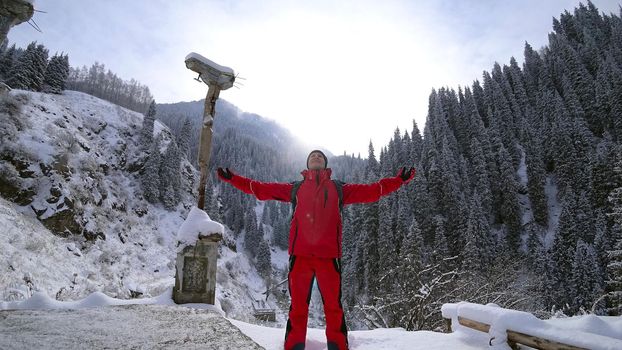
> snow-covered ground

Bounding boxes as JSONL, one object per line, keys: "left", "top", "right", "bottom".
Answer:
{"left": 0, "top": 289, "right": 487, "bottom": 349}
{"left": 230, "top": 318, "right": 487, "bottom": 350}
{"left": 3, "top": 290, "right": 621, "bottom": 350}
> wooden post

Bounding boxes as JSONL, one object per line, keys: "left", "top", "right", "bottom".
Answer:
{"left": 444, "top": 318, "right": 452, "bottom": 333}
{"left": 196, "top": 85, "right": 221, "bottom": 210}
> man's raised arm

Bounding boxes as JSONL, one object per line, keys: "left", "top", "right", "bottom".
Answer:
{"left": 342, "top": 167, "right": 415, "bottom": 205}
{"left": 217, "top": 168, "right": 293, "bottom": 202}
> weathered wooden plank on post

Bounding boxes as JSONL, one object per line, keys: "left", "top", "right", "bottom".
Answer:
{"left": 506, "top": 329, "right": 588, "bottom": 350}
{"left": 457, "top": 316, "right": 490, "bottom": 333}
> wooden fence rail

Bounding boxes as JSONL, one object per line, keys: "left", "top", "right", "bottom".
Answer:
{"left": 444, "top": 315, "right": 588, "bottom": 350}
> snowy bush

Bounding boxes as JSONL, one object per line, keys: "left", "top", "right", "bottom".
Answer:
{"left": 52, "top": 118, "right": 67, "bottom": 129}
{"left": 77, "top": 155, "right": 99, "bottom": 174}
{"left": 0, "top": 162, "right": 36, "bottom": 205}
{"left": 220, "top": 297, "right": 234, "bottom": 314}
{"left": 0, "top": 163, "right": 22, "bottom": 188}
{"left": 23, "top": 236, "right": 46, "bottom": 253}
{"left": 0, "top": 93, "right": 31, "bottom": 140}
{"left": 1, "top": 283, "right": 32, "bottom": 302}
{"left": 53, "top": 129, "right": 78, "bottom": 154}
{"left": 0, "top": 92, "right": 29, "bottom": 117}
{"left": 225, "top": 260, "right": 234, "bottom": 272}
{"left": 0, "top": 137, "right": 38, "bottom": 169}
{"left": 216, "top": 268, "right": 229, "bottom": 285}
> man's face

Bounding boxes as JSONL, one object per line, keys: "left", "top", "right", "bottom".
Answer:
{"left": 308, "top": 152, "right": 326, "bottom": 170}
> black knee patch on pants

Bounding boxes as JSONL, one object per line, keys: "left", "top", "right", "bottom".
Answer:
{"left": 285, "top": 319, "right": 293, "bottom": 341}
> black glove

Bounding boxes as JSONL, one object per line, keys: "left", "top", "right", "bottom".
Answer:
{"left": 398, "top": 167, "right": 416, "bottom": 183}
{"left": 217, "top": 167, "right": 233, "bottom": 180}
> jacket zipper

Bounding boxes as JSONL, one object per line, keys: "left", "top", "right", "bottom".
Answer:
{"left": 291, "top": 218, "right": 299, "bottom": 254}
{"left": 324, "top": 187, "right": 328, "bottom": 208}
{"left": 337, "top": 221, "right": 341, "bottom": 256}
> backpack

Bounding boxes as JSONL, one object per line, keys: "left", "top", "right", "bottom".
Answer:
{"left": 290, "top": 179, "right": 344, "bottom": 215}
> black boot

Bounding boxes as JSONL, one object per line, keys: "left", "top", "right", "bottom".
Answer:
{"left": 327, "top": 342, "right": 340, "bottom": 350}
{"left": 291, "top": 343, "right": 305, "bottom": 350}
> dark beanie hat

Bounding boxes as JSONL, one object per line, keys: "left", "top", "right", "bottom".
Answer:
{"left": 307, "top": 150, "right": 328, "bottom": 169}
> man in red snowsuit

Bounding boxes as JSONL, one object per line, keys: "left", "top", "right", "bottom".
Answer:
{"left": 217, "top": 150, "right": 415, "bottom": 350}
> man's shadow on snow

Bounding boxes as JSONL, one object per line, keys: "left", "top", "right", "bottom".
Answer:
{"left": 304, "top": 339, "right": 330, "bottom": 350}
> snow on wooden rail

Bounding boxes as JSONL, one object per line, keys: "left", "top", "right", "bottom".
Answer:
{"left": 441, "top": 302, "right": 622, "bottom": 350}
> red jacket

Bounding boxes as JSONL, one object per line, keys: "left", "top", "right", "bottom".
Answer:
{"left": 224, "top": 168, "right": 405, "bottom": 258}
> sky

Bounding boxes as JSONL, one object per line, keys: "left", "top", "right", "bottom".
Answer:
{"left": 7, "top": 0, "right": 622, "bottom": 158}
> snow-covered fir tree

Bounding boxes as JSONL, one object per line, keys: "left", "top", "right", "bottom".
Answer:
{"left": 605, "top": 149, "right": 622, "bottom": 315}
{"left": 66, "top": 62, "right": 153, "bottom": 113}
{"left": 463, "top": 192, "right": 493, "bottom": 273}
{"left": 244, "top": 209, "right": 261, "bottom": 259}
{"left": 141, "top": 135, "right": 161, "bottom": 204}
{"left": 256, "top": 239, "right": 272, "bottom": 281}
{"left": 140, "top": 100, "right": 156, "bottom": 151}
{"left": 42, "top": 53, "right": 70, "bottom": 94}
{"left": 570, "top": 240, "right": 603, "bottom": 313}
{"left": 0, "top": 43, "right": 18, "bottom": 80}
{"left": 178, "top": 117, "right": 193, "bottom": 160}
{"left": 204, "top": 175, "right": 221, "bottom": 222}
{"left": 6, "top": 41, "right": 48, "bottom": 91}
{"left": 159, "top": 139, "right": 182, "bottom": 210}
{"left": 524, "top": 130, "right": 548, "bottom": 226}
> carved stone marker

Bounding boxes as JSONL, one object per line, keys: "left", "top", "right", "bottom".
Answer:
{"left": 173, "top": 232, "right": 222, "bottom": 304}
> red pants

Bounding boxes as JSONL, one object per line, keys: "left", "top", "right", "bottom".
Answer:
{"left": 284, "top": 256, "right": 349, "bottom": 350}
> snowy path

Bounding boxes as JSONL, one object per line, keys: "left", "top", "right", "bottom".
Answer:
{"left": 3, "top": 297, "right": 620, "bottom": 350}
{"left": 0, "top": 302, "right": 486, "bottom": 350}
{"left": 0, "top": 288, "right": 488, "bottom": 349}
{"left": 0, "top": 304, "right": 263, "bottom": 350}
{"left": 229, "top": 318, "right": 487, "bottom": 350}
{"left": 4, "top": 289, "right": 618, "bottom": 350}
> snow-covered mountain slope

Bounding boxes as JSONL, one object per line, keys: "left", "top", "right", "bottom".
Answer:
{"left": 157, "top": 97, "right": 312, "bottom": 161}
{"left": 0, "top": 89, "right": 278, "bottom": 323}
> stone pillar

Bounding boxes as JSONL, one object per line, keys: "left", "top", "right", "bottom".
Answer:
{"left": 173, "top": 233, "right": 222, "bottom": 304}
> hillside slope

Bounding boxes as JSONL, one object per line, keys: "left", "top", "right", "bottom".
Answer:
{"left": 0, "top": 90, "right": 280, "bottom": 322}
